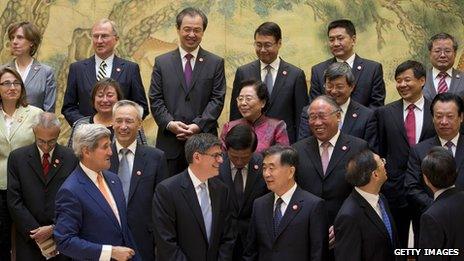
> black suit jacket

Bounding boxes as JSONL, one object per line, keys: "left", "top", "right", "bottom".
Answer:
{"left": 309, "top": 55, "right": 385, "bottom": 109}
{"left": 7, "top": 144, "right": 78, "bottom": 260}
{"left": 405, "top": 135, "right": 464, "bottom": 213}
{"left": 152, "top": 170, "right": 234, "bottom": 261}
{"left": 419, "top": 188, "right": 464, "bottom": 261}
{"left": 217, "top": 153, "right": 267, "bottom": 258}
{"left": 292, "top": 133, "right": 369, "bottom": 224}
{"left": 149, "top": 48, "right": 226, "bottom": 159}
{"left": 109, "top": 143, "right": 168, "bottom": 261}
{"left": 376, "top": 98, "right": 436, "bottom": 207}
{"left": 298, "top": 100, "right": 377, "bottom": 150}
{"left": 243, "top": 187, "right": 328, "bottom": 261}
{"left": 62, "top": 55, "right": 148, "bottom": 125}
{"left": 335, "top": 190, "right": 401, "bottom": 261}
{"left": 229, "top": 59, "right": 309, "bottom": 143}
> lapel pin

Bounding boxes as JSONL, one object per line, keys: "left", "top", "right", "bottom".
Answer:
{"left": 136, "top": 170, "right": 142, "bottom": 176}
{"left": 17, "top": 118, "right": 22, "bottom": 122}
{"left": 282, "top": 70, "right": 288, "bottom": 76}
{"left": 111, "top": 180, "right": 115, "bottom": 184}
{"left": 292, "top": 204, "right": 298, "bottom": 210}
{"left": 254, "top": 164, "right": 259, "bottom": 170}
{"left": 53, "top": 164, "right": 57, "bottom": 168}
{"left": 34, "top": 66, "right": 39, "bottom": 70}
{"left": 457, "top": 74, "right": 461, "bottom": 79}
{"left": 342, "top": 146, "right": 347, "bottom": 151}
{"left": 352, "top": 113, "right": 358, "bottom": 118}
{"left": 116, "top": 68, "right": 121, "bottom": 72}
{"left": 55, "top": 159, "right": 60, "bottom": 164}
{"left": 199, "top": 57, "right": 204, "bottom": 62}
{"left": 357, "top": 65, "right": 362, "bottom": 71}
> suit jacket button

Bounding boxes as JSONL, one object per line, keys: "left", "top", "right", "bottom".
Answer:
{"left": 185, "top": 97, "right": 190, "bottom": 101}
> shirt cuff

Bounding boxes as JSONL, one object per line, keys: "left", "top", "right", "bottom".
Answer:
{"left": 100, "top": 245, "right": 112, "bottom": 261}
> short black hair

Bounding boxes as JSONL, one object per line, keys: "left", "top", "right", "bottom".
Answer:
{"left": 238, "top": 79, "right": 269, "bottom": 113}
{"left": 394, "top": 60, "right": 426, "bottom": 79}
{"left": 430, "top": 92, "right": 464, "bottom": 116}
{"left": 225, "top": 124, "right": 258, "bottom": 152}
{"left": 428, "top": 32, "right": 458, "bottom": 52}
{"left": 422, "top": 146, "right": 457, "bottom": 189}
{"left": 176, "top": 7, "right": 208, "bottom": 31}
{"left": 254, "top": 22, "right": 282, "bottom": 42}
{"left": 327, "top": 19, "right": 356, "bottom": 37}
{"left": 345, "top": 149, "right": 377, "bottom": 187}
{"left": 262, "top": 145, "right": 298, "bottom": 167}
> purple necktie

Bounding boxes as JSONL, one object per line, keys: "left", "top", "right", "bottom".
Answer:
{"left": 404, "top": 104, "right": 416, "bottom": 146}
{"left": 184, "top": 53, "right": 193, "bottom": 88}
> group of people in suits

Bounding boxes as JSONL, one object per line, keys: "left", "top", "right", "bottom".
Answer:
{"left": 1, "top": 4, "right": 464, "bottom": 261}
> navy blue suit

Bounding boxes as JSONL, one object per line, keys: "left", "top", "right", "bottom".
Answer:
{"left": 62, "top": 55, "right": 148, "bottom": 125}
{"left": 109, "top": 143, "right": 168, "bottom": 261}
{"left": 54, "top": 166, "right": 140, "bottom": 260}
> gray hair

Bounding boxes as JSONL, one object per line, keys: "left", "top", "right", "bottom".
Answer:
{"left": 324, "top": 62, "right": 355, "bottom": 86}
{"left": 72, "top": 124, "right": 111, "bottom": 159}
{"left": 93, "top": 18, "right": 119, "bottom": 36}
{"left": 185, "top": 133, "right": 221, "bottom": 163}
{"left": 112, "top": 100, "right": 143, "bottom": 120}
{"left": 32, "top": 112, "right": 60, "bottom": 129}
{"left": 309, "top": 95, "right": 342, "bottom": 113}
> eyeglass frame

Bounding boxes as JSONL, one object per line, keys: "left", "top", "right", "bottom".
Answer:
{"left": 200, "top": 152, "right": 223, "bottom": 160}
{"left": 308, "top": 110, "right": 341, "bottom": 121}
{"left": 0, "top": 81, "right": 22, "bottom": 88}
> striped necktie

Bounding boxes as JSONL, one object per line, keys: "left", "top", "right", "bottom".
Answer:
{"left": 97, "top": 60, "right": 107, "bottom": 81}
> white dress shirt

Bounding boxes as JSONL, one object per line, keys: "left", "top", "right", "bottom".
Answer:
{"left": 115, "top": 140, "right": 137, "bottom": 173}
{"left": 95, "top": 54, "right": 114, "bottom": 79}
{"left": 188, "top": 167, "right": 211, "bottom": 206}
{"left": 355, "top": 187, "right": 382, "bottom": 219}
{"left": 179, "top": 46, "right": 200, "bottom": 71}
{"left": 339, "top": 98, "right": 350, "bottom": 127}
{"left": 403, "top": 96, "right": 425, "bottom": 144}
{"left": 274, "top": 183, "right": 297, "bottom": 215}
{"left": 15, "top": 58, "right": 33, "bottom": 82}
{"left": 38, "top": 146, "right": 55, "bottom": 164}
{"left": 260, "top": 57, "right": 281, "bottom": 86}
{"left": 432, "top": 67, "right": 453, "bottom": 92}
{"left": 439, "top": 133, "right": 460, "bottom": 157}
{"left": 317, "top": 130, "right": 341, "bottom": 161}
{"left": 336, "top": 53, "right": 356, "bottom": 68}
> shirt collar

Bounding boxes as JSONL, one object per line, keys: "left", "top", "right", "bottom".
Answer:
{"left": 37, "top": 146, "right": 55, "bottom": 161}
{"left": 95, "top": 53, "right": 114, "bottom": 66}
{"left": 439, "top": 133, "right": 460, "bottom": 147}
{"left": 179, "top": 46, "right": 200, "bottom": 60}
{"left": 355, "top": 187, "right": 380, "bottom": 207}
{"left": 80, "top": 162, "right": 101, "bottom": 184}
{"left": 432, "top": 67, "right": 453, "bottom": 79}
{"left": 188, "top": 167, "right": 208, "bottom": 189}
{"left": 339, "top": 98, "right": 351, "bottom": 113}
{"left": 260, "top": 57, "right": 281, "bottom": 71}
{"left": 317, "top": 130, "right": 341, "bottom": 148}
{"left": 434, "top": 185, "right": 455, "bottom": 200}
{"left": 230, "top": 161, "right": 248, "bottom": 172}
{"left": 403, "top": 95, "right": 425, "bottom": 111}
{"left": 336, "top": 53, "right": 356, "bottom": 68}
{"left": 115, "top": 139, "right": 137, "bottom": 155}
{"left": 274, "top": 183, "right": 297, "bottom": 206}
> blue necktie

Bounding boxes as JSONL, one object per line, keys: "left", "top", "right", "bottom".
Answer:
{"left": 199, "top": 183, "right": 212, "bottom": 242}
{"left": 273, "top": 197, "right": 283, "bottom": 237}
{"left": 379, "top": 198, "right": 393, "bottom": 243}
{"left": 118, "top": 148, "right": 131, "bottom": 204}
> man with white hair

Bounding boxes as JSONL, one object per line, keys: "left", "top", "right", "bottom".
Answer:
{"left": 54, "top": 124, "right": 140, "bottom": 261}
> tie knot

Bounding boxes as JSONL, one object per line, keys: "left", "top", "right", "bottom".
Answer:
{"left": 276, "top": 197, "right": 283, "bottom": 206}
{"left": 321, "top": 141, "right": 331, "bottom": 149}
{"left": 120, "top": 148, "right": 130, "bottom": 155}
{"left": 43, "top": 153, "right": 50, "bottom": 160}
{"left": 407, "top": 103, "right": 415, "bottom": 111}
{"left": 438, "top": 72, "right": 448, "bottom": 78}
{"left": 199, "top": 182, "right": 207, "bottom": 190}
{"left": 100, "top": 61, "right": 107, "bottom": 67}
{"left": 265, "top": 64, "right": 273, "bottom": 72}
{"left": 445, "top": 141, "right": 454, "bottom": 149}
{"left": 185, "top": 53, "right": 194, "bottom": 60}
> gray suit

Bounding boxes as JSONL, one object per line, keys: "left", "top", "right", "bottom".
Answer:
{"left": 6, "top": 59, "right": 56, "bottom": 112}
{"left": 423, "top": 68, "right": 464, "bottom": 101}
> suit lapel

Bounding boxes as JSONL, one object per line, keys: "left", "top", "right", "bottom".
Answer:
{"left": 103, "top": 171, "right": 126, "bottom": 226}
{"left": 306, "top": 137, "right": 324, "bottom": 178}
{"left": 243, "top": 156, "right": 261, "bottom": 208}
{"left": 341, "top": 101, "right": 357, "bottom": 134}
{"left": 128, "top": 145, "right": 146, "bottom": 203}
{"left": 45, "top": 146, "right": 65, "bottom": 185}
{"left": 454, "top": 136, "right": 464, "bottom": 169}
{"left": 180, "top": 171, "right": 208, "bottom": 241}
{"left": 27, "top": 146, "right": 47, "bottom": 185}
{"left": 274, "top": 187, "right": 303, "bottom": 241}
{"left": 9, "top": 106, "right": 28, "bottom": 139}
{"left": 389, "top": 100, "right": 409, "bottom": 144}
{"left": 188, "top": 48, "right": 207, "bottom": 94}
{"left": 24, "top": 60, "right": 41, "bottom": 87}
{"left": 268, "top": 59, "right": 288, "bottom": 110}
{"left": 353, "top": 191, "right": 391, "bottom": 242}
{"left": 263, "top": 194, "right": 275, "bottom": 242}
{"left": 110, "top": 56, "right": 124, "bottom": 82}
{"left": 109, "top": 144, "right": 119, "bottom": 173}
{"left": 351, "top": 55, "right": 364, "bottom": 88}
{"left": 449, "top": 69, "right": 463, "bottom": 93}
{"left": 219, "top": 156, "right": 239, "bottom": 209}
{"left": 419, "top": 99, "right": 434, "bottom": 141}
{"left": 84, "top": 57, "right": 97, "bottom": 91}
{"left": 325, "top": 134, "right": 350, "bottom": 177}
{"left": 252, "top": 60, "right": 262, "bottom": 81}
{"left": 170, "top": 49, "right": 188, "bottom": 93}
{"left": 209, "top": 180, "right": 221, "bottom": 246}
{"left": 424, "top": 68, "right": 436, "bottom": 99}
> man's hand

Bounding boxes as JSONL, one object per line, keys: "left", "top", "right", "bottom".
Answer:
{"left": 175, "top": 123, "right": 201, "bottom": 140}
{"left": 30, "top": 225, "right": 54, "bottom": 243}
{"left": 111, "top": 246, "right": 135, "bottom": 261}
{"left": 329, "top": 225, "right": 335, "bottom": 249}
{"left": 168, "top": 121, "right": 190, "bottom": 135}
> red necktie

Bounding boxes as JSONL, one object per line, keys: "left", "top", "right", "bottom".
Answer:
{"left": 42, "top": 153, "right": 50, "bottom": 176}
{"left": 437, "top": 72, "right": 448, "bottom": 94}
{"left": 404, "top": 104, "right": 416, "bottom": 146}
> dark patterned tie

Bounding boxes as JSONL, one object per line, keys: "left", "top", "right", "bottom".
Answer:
{"left": 273, "top": 197, "right": 283, "bottom": 237}
{"left": 184, "top": 53, "right": 193, "bottom": 88}
{"left": 42, "top": 153, "right": 50, "bottom": 177}
{"left": 264, "top": 64, "right": 273, "bottom": 95}
{"left": 234, "top": 168, "right": 244, "bottom": 205}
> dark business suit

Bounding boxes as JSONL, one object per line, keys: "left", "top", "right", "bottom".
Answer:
{"left": 419, "top": 188, "right": 464, "bottom": 261}
{"left": 7, "top": 144, "right": 78, "bottom": 261}
{"left": 376, "top": 98, "right": 436, "bottom": 248}
{"left": 229, "top": 59, "right": 309, "bottom": 143}
{"left": 149, "top": 48, "right": 226, "bottom": 176}
{"left": 243, "top": 187, "right": 328, "bottom": 261}
{"left": 298, "top": 100, "right": 377, "bottom": 151}
{"left": 405, "top": 135, "right": 464, "bottom": 214}
{"left": 217, "top": 153, "right": 268, "bottom": 259}
{"left": 335, "top": 190, "right": 401, "bottom": 261}
{"left": 292, "top": 133, "right": 369, "bottom": 224}
{"left": 54, "top": 166, "right": 140, "bottom": 260}
{"left": 152, "top": 170, "right": 234, "bottom": 261}
{"left": 423, "top": 68, "right": 464, "bottom": 101}
{"left": 109, "top": 143, "right": 169, "bottom": 261}
{"left": 309, "top": 55, "right": 385, "bottom": 109}
{"left": 62, "top": 55, "right": 148, "bottom": 125}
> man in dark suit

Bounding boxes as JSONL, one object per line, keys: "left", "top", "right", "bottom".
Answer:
{"left": 217, "top": 124, "right": 268, "bottom": 259}
{"left": 54, "top": 124, "right": 139, "bottom": 260}
{"left": 299, "top": 62, "right": 376, "bottom": 150}
{"left": 309, "top": 19, "right": 385, "bottom": 109}
{"left": 423, "top": 33, "right": 464, "bottom": 101}
{"left": 292, "top": 95, "right": 368, "bottom": 248}
{"left": 7, "top": 112, "right": 78, "bottom": 260}
{"left": 375, "top": 60, "right": 436, "bottom": 248}
{"left": 419, "top": 147, "right": 464, "bottom": 259}
{"left": 229, "top": 22, "right": 309, "bottom": 143}
{"left": 149, "top": 8, "right": 226, "bottom": 176}
{"left": 335, "top": 149, "right": 400, "bottom": 261}
{"left": 153, "top": 133, "right": 234, "bottom": 260}
{"left": 109, "top": 100, "right": 169, "bottom": 261}
{"left": 243, "top": 145, "right": 328, "bottom": 261}
{"left": 62, "top": 18, "right": 148, "bottom": 125}
{"left": 405, "top": 93, "right": 464, "bottom": 243}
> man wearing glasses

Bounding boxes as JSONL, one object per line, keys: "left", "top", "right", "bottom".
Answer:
{"left": 62, "top": 18, "right": 148, "bottom": 125}
{"left": 423, "top": 33, "right": 464, "bottom": 101}
{"left": 153, "top": 133, "right": 234, "bottom": 260}
{"left": 292, "top": 95, "right": 368, "bottom": 250}
{"left": 229, "top": 22, "right": 309, "bottom": 144}
{"left": 7, "top": 112, "right": 78, "bottom": 260}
